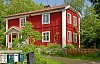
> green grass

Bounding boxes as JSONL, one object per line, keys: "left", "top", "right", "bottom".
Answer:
{"left": 65, "top": 53, "right": 100, "bottom": 61}
{"left": 44, "top": 57, "right": 63, "bottom": 64}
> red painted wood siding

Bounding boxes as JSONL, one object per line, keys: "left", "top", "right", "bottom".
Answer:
{"left": 27, "top": 11, "right": 62, "bottom": 46}
{"left": 7, "top": 11, "right": 62, "bottom": 46}
{"left": 66, "top": 9, "right": 79, "bottom": 46}
{"left": 8, "top": 18, "right": 19, "bottom": 29}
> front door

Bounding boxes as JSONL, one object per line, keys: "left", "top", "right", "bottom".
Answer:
{"left": 12, "top": 33, "right": 18, "bottom": 42}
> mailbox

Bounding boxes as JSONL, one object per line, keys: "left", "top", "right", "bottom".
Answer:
{"left": 7, "top": 54, "right": 14, "bottom": 63}
{"left": 27, "top": 52, "right": 35, "bottom": 64}
{"left": 18, "top": 54, "right": 24, "bottom": 62}
{"left": 1, "top": 54, "right": 7, "bottom": 63}
{"left": 14, "top": 54, "right": 18, "bottom": 62}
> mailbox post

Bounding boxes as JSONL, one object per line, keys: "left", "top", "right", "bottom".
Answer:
{"left": 27, "top": 52, "right": 35, "bottom": 64}
{"left": 18, "top": 54, "right": 24, "bottom": 62}
{"left": 7, "top": 54, "right": 14, "bottom": 63}
{"left": 1, "top": 54, "right": 7, "bottom": 63}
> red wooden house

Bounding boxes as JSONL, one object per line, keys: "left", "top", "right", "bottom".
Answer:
{"left": 5, "top": 5, "right": 81, "bottom": 49}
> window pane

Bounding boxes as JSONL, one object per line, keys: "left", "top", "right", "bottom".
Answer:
{"left": 21, "top": 18, "right": 25, "bottom": 27}
{"left": 43, "top": 14, "right": 49, "bottom": 24}
{"left": 42, "top": 31, "right": 50, "bottom": 42}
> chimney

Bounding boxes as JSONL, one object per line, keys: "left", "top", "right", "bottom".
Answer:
{"left": 44, "top": 5, "right": 50, "bottom": 8}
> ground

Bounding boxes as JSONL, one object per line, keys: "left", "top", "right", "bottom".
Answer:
{"left": 46, "top": 56, "right": 100, "bottom": 64}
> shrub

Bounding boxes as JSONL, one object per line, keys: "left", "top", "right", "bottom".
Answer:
{"left": 65, "top": 43, "right": 75, "bottom": 49}
{"left": 40, "top": 43, "right": 64, "bottom": 56}
{"left": 96, "top": 50, "right": 100, "bottom": 58}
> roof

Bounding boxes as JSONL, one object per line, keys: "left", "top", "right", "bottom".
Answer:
{"left": 5, "top": 26, "right": 23, "bottom": 34}
{"left": 5, "top": 5, "right": 81, "bottom": 18}
{"left": 5, "top": 5, "right": 66, "bottom": 18}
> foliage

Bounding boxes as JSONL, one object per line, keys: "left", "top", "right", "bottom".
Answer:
{"left": 19, "top": 22, "right": 42, "bottom": 43}
{"left": 64, "top": 0, "right": 84, "bottom": 13}
{"left": 0, "top": 0, "right": 44, "bottom": 46}
{"left": 5, "top": 0, "right": 44, "bottom": 15}
{"left": 81, "top": 5, "right": 100, "bottom": 48}
{"left": 88, "top": 0, "right": 100, "bottom": 16}
{"left": 0, "top": 28, "right": 5, "bottom": 46}
{"left": 40, "top": 43, "right": 63, "bottom": 56}
{"left": 12, "top": 22, "right": 42, "bottom": 48}
{"left": 14, "top": 44, "right": 62, "bottom": 64}
{"left": 65, "top": 43, "right": 75, "bottom": 49}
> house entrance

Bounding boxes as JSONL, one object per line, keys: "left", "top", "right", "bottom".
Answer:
{"left": 12, "top": 33, "right": 18, "bottom": 42}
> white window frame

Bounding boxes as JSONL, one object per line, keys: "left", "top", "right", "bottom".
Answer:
{"left": 73, "top": 33, "right": 77, "bottom": 43}
{"left": 67, "top": 13, "right": 71, "bottom": 24}
{"left": 42, "top": 31, "right": 50, "bottom": 42}
{"left": 20, "top": 17, "right": 26, "bottom": 27}
{"left": 42, "top": 14, "right": 50, "bottom": 24}
{"left": 67, "top": 31, "right": 72, "bottom": 42}
{"left": 73, "top": 16, "right": 77, "bottom": 26}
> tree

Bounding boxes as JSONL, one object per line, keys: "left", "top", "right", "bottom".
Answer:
{"left": 12, "top": 22, "right": 42, "bottom": 48}
{"left": 0, "top": 0, "right": 44, "bottom": 47}
{"left": 5, "top": 0, "right": 44, "bottom": 15}
{"left": 88, "top": 0, "right": 100, "bottom": 16}
{"left": 81, "top": 5, "right": 100, "bottom": 48}
{"left": 64, "top": 0, "right": 84, "bottom": 13}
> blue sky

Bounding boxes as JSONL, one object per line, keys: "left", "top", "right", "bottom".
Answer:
{"left": 33, "top": 0, "right": 92, "bottom": 6}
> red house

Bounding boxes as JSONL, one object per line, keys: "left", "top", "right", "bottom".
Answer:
{"left": 5, "top": 5, "right": 81, "bottom": 49}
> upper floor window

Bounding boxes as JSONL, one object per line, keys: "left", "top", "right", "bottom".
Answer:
{"left": 20, "top": 17, "right": 26, "bottom": 27}
{"left": 73, "top": 16, "right": 77, "bottom": 26}
{"left": 68, "top": 13, "right": 71, "bottom": 24}
{"left": 42, "top": 14, "right": 50, "bottom": 24}
{"left": 42, "top": 31, "right": 50, "bottom": 42}
{"left": 68, "top": 31, "right": 72, "bottom": 42}
{"left": 73, "top": 33, "right": 77, "bottom": 43}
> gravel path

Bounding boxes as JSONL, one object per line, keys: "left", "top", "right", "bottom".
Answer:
{"left": 46, "top": 56, "right": 100, "bottom": 64}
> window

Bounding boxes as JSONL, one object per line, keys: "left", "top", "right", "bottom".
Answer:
{"left": 42, "top": 31, "right": 50, "bottom": 42}
{"left": 20, "top": 17, "right": 26, "bottom": 27}
{"left": 68, "top": 31, "right": 72, "bottom": 42}
{"left": 42, "top": 14, "right": 50, "bottom": 24}
{"left": 68, "top": 13, "right": 71, "bottom": 24}
{"left": 73, "top": 33, "right": 77, "bottom": 43}
{"left": 73, "top": 16, "right": 77, "bottom": 26}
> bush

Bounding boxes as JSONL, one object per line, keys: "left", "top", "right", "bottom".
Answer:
{"left": 96, "top": 50, "right": 100, "bottom": 58}
{"left": 40, "top": 43, "right": 64, "bottom": 56}
{"left": 65, "top": 43, "right": 75, "bottom": 49}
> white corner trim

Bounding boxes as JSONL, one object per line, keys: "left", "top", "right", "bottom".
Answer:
{"left": 62, "top": 9, "right": 66, "bottom": 48}
{"left": 6, "top": 19, "right": 8, "bottom": 47}
{"left": 79, "top": 18, "right": 80, "bottom": 48}
{"left": 42, "top": 31, "right": 50, "bottom": 42}
{"left": 6, "top": 35, "right": 8, "bottom": 47}
{"left": 65, "top": 5, "right": 70, "bottom": 9}
{"left": 19, "top": 17, "right": 26, "bottom": 27}
{"left": 6, "top": 19, "right": 8, "bottom": 31}
{"left": 42, "top": 13, "right": 50, "bottom": 24}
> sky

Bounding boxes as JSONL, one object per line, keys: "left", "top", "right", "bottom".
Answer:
{"left": 33, "top": 0, "right": 92, "bottom": 6}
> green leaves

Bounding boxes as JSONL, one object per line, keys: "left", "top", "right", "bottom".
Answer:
{"left": 19, "top": 22, "right": 42, "bottom": 44}
{"left": 64, "top": 0, "right": 84, "bottom": 13}
{"left": 81, "top": 6, "right": 100, "bottom": 48}
{"left": 5, "top": 0, "right": 44, "bottom": 15}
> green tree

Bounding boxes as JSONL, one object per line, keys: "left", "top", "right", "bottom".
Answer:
{"left": 88, "top": 0, "right": 100, "bottom": 16}
{"left": 0, "top": 0, "right": 44, "bottom": 47}
{"left": 81, "top": 6, "right": 100, "bottom": 48}
{"left": 64, "top": 0, "right": 84, "bottom": 13}
{"left": 12, "top": 22, "right": 42, "bottom": 48}
{"left": 5, "top": 0, "right": 44, "bottom": 15}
